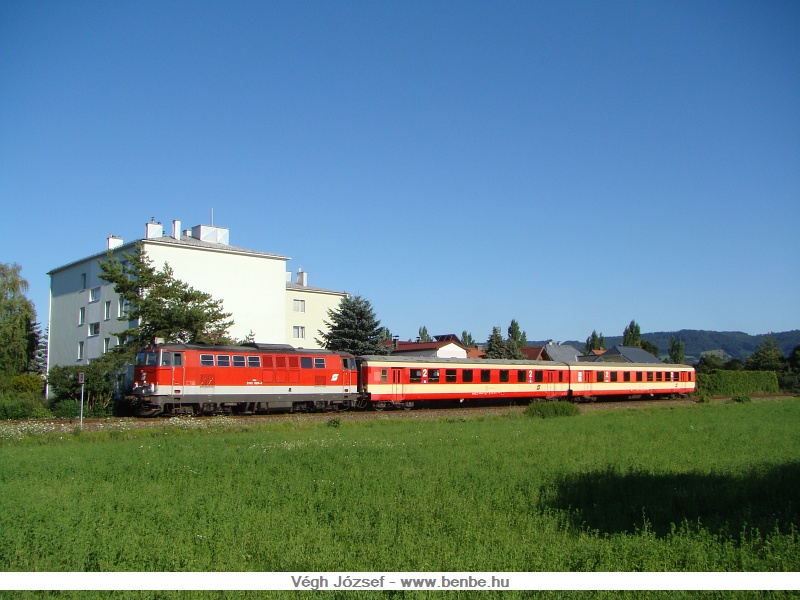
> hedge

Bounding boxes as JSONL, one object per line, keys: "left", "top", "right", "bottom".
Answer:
{"left": 696, "top": 370, "right": 779, "bottom": 397}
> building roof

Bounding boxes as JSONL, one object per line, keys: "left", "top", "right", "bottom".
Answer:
{"left": 380, "top": 334, "right": 469, "bottom": 355}
{"left": 49, "top": 231, "right": 288, "bottom": 275}
{"left": 590, "top": 345, "right": 664, "bottom": 364}
{"left": 520, "top": 346, "right": 544, "bottom": 360}
{"left": 541, "top": 344, "right": 583, "bottom": 362}
{"left": 286, "top": 281, "right": 347, "bottom": 296}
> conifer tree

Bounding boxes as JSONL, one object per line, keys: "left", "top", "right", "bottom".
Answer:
{"left": 99, "top": 243, "right": 234, "bottom": 357}
{"left": 583, "top": 330, "right": 605, "bottom": 355}
{"left": 484, "top": 326, "right": 508, "bottom": 359}
{"left": 668, "top": 336, "right": 685, "bottom": 365}
{"left": 317, "top": 295, "right": 388, "bottom": 355}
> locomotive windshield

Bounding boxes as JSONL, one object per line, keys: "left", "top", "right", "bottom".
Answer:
{"left": 136, "top": 352, "right": 158, "bottom": 367}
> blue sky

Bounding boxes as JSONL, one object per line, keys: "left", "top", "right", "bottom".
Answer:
{"left": 1, "top": 1, "right": 798, "bottom": 344}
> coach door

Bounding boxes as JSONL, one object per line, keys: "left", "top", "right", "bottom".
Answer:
{"left": 391, "top": 368, "right": 404, "bottom": 402}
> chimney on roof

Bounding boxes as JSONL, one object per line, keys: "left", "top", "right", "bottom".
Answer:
{"left": 145, "top": 219, "right": 163, "bottom": 239}
{"left": 296, "top": 267, "right": 307, "bottom": 286}
{"left": 172, "top": 220, "right": 181, "bottom": 240}
{"left": 107, "top": 234, "right": 123, "bottom": 250}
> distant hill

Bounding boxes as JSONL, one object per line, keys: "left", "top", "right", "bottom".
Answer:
{"left": 532, "top": 330, "right": 800, "bottom": 364}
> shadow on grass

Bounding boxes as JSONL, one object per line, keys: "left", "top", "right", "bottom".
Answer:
{"left": 542, "top": 462, "right": 800, "bottom": 538}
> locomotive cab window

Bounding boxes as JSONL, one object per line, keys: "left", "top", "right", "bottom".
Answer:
{"left": 136, "top": 352, "right": 158, "bottom": 366}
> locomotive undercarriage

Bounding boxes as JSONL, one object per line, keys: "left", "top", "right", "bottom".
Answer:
{"left": 129, "top": 391, "right": 355, "bottom": 418}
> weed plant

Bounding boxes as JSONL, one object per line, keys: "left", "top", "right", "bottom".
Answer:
{"left": 0, "top": 399, "right": 798, "bottom": 573}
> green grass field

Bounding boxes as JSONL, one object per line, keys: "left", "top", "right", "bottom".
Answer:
{"left": 1, "top": 399, "right": 798, "bottom": 575}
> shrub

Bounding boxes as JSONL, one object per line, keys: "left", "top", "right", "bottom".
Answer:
{"left": 50, "top": 400, "right": 80, "bottom": 419}
{"left": 696, "top": 370, "right": 779, "bottom": 397}
{"left": 0, "top": 391, "right": 50, "bottom": 420}
{"left": 0, "top": 373, "right": 45, "bottom": 395}
{"left": 524, "top": 400, "right": 580, "bottom": 419}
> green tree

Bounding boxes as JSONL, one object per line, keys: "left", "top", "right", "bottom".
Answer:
{"left": 506, "top": 319, "right": 525, "bottom": 359}
{"left": 377, "top": 327, "right": 393, "bottom": 342}
{"left": 99, "top": 243, "right": 234, "bottom": 359}
{"left": 460, "top": 331, "right": 476, "bottom": 348}
{"left": 484, "top": 327, "right": 508, "bottom": 359}
{"left": 668, "top": 336, "right": 685, "bottom": 365}
{"left": 0, "top": 263, "right": 41, "bottom": 377}
{"left": 583, "top": 330, "right": 605, "bottom": 355}
{"left": 317, "top": 295, "right": 388, "bottom": 355}
{"left": 622, "top": 320, "right": 641, "bottom": 347}
{"left": 745, "top": 336, "right": 786, "bottom": 372}
{"left": 418, "top": 326, "right": 432, "bottom": 342}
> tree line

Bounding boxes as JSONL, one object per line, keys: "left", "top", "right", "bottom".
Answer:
{"left": 2, "top": 251, "right": 799, "bottom": 420}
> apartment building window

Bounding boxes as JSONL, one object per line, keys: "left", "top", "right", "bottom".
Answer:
{"left": 293, "top": 326, "right": 305, "bottom": 340}
{"left": 293, "top": 299, "right": 305, "bottom": 313}
{"left": 89, "top": 287, "right": 101, "bottom": 302}
{"left": 81, "top": 273, "right": 87, "bottom": 290}
{"left": 78, "top": 307, "right": 85, "bottom": 326}
{"left": 104, "top": 301, "right": 111, "bottom": 320}
{"left": 118, "top": 297, "right": 126, "bottom": 317}
{"left": 77, "top": 342, "right": 84, "bottom": 360}
{"left": 103, "top": 338, "right": 111, "bottom": 353}
{"left": 88, "top": 323, "right": 100, "bottom": 337}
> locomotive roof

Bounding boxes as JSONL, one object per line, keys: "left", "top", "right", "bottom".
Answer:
{"left": 143, "top": 343, "right": 351, "bottom": 356}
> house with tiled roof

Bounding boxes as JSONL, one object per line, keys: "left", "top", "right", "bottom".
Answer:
{"left": 381, "top": 334, "right": 470, "bottom": 358}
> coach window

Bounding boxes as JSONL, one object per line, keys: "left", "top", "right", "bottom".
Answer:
{"left": 301, "top": 357, "right": 313, "bottom": 369}
{"left": 314, "top": 358, "right": 326, "bottom": 369}
{"left": 480, "top": 370, "right": 491, "bottom": 383}
{"left": 610, "top": 371, "right": 618, "bottom": 382}
{"left": 517, "top": 370, "right": 526, "bottom": 383}
{"left": 429, "top": 369, "right": 440, "bottom": 383}
{"left": 535, "top": 370, "right": 544, "bottom": 383}
{"left": 446, "top": 369, "right": 457, "bottom": 383}
{"left": 217, "top": 355, "right": 231, "bottom": 367}
{"left": 380, "top": 368, "right": 388, "bottom": 383}
{"left": 410, "top": 369, "right": 422, "bottom": 383}
{"left": 499, "top": 370, "right": 509, "bottom": 383}
{"left": 233, "top": 355, "right": 246, "bottom": 367}
{"left": 647, "top": 371, "right": 654, "bottom": 382}
{"left": 636, "top": 372, "right": 643, "bottom": 382}
{"left": 247, "top": 356, "right": 261, "bottom": 368}
{"left": 200, "top": 354, "right": 214, "bottom": 366}
{"left": 623, "top": 371, "right": 631, "bottom": 382}
{"left": 462, "top": 369, "right": 473, "bottom": 383}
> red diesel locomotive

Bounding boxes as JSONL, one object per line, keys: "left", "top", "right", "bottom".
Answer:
{"left": 130, "top": 343, "right": 696, "bottom": 416}
{"left": 131, "top": 343, "right": 358, "bottom": 417}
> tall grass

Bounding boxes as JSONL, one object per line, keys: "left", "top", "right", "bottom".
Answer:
{"left": 0, "top": 400, "right": 798, "bottom": 572}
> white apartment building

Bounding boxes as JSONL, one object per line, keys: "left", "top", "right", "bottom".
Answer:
{"left": 47, "top": 219, "right": 347, "bottom": 370}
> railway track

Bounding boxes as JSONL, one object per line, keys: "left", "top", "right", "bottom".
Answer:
{"left": 12, "top": 396, "right": 711, "bottom": 434}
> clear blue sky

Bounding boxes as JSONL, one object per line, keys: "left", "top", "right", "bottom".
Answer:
{"left": 2, "top": 1, "right": 798, "bottom": 344}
